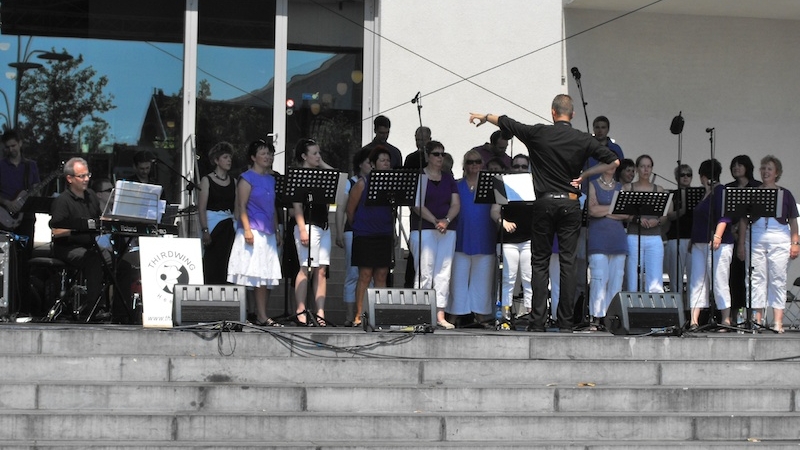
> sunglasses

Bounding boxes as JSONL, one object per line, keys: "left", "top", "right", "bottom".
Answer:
{"left": 512, "top": 164, "right": 529, "bottom": 170}
{"left": 680, "top": 173, "right": 692, "bottom": 177}
{"left": 429, "top": 152, "right": 445, "bottom": 157}
{"left": 465, "top": 159, "right": 482, "bottom": 165}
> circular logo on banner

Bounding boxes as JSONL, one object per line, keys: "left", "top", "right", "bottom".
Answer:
{"left": 157, "top": 263, "right": 191, "bottom": 294}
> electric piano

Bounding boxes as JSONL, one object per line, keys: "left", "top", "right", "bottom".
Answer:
{"left": 101, "top": 219, "right": 178, "bottom": 237}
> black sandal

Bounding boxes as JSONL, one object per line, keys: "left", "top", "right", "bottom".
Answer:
{"left": 256, "top": 318, "right": 283, "bottom": 327}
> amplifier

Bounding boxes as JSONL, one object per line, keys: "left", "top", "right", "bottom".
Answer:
{"left": 173, "top": 284, "right": 246, "bottom": 325}
{"left": 365, "top": 288, "right": 436, "bottom": 332}
{"left": 604, "top": 291, "right": 685, "bottom": 335}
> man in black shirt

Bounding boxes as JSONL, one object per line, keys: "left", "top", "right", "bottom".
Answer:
{"left": 469, "top": 94, "right": 619, "bottom": 331}
{"left": 50, "top": 157, "right": 125, "bottom": 321}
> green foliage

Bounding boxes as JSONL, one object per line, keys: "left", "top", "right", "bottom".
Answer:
{"left": 19, "top": 51, "right": 115, "bottom": 172}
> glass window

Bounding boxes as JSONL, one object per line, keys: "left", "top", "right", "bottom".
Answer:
{"left": 285, "top": 0, "right": 364, "bottom": 173}
{"left": 196, "top": 0, "right": 276, "bottom": 177}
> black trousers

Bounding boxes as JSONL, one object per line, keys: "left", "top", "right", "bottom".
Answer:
{"left": 530, "top": 197, "right": 582, "bottom": 330}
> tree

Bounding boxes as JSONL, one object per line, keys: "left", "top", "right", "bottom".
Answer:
{"left": 18, "top": 51, "right": 115, "bottom": 172}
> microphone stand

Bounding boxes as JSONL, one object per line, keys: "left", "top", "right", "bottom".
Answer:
{"left": 571, "top": 68, "right": 590, "bottom": 321}
{"left": 571, "top": 70, "right": 590, "bottom": 132}
{"left": 154, "top": 156, "right": 200, "bottom": 196}
{"left": 412, "top": 92, "right": 425, "bottom": 290}
{"left": 671, "top": 113, "right": 684, "bottom": 304}
{"left": 705, "top": 128, "right": 719, "bottom": 329}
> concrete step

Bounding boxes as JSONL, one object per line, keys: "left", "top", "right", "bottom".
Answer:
{"left": 1, "top": 442, "right": 799, "bottom": 450}
{"left": 2, "top": 327, "right": 799, "bottom": 361}
{"left": 0, "top": 411, "right": 799, "bottom": 442}
{"left": 2, "top": 382, "right": 794, "bottom": 414}
{"left": 4, "top": 353, "right": 800, "bottom": 387}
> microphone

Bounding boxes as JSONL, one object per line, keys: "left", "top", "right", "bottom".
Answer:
{"left": 670, "top": 111, "right": 684, "bottom": 135}
{"left": 570, "top": 67, "right": 581, "bottom": 80}
{"left": 410, "top": 92, "right": 421, "bottom": 104}
{"left": 705, "top": 127, "right": 715, "bottom": 133}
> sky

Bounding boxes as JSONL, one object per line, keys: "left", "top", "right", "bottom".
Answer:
{"left": 0, "top": 35, "right": 331, "bottom": 145}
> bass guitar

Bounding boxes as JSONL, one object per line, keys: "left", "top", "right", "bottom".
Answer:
{"left": 0, "top": 167, "right": 62, "bottom": 230}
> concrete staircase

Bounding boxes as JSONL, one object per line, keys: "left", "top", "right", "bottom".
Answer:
{"left": 2, "top": 324, "right": 800, "bottom": 449}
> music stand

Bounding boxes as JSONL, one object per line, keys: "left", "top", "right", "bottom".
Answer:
{"left": 475, "top": 171, "right": 535, "bottom": 330}
{"left": 610, "top": 190, "right": 673, "bottom": 292}
{"left": 723, "top": 187, "right": 782, "bottom": 332}
{"left": 667, "top": 187, "right": 704, "bottom": 299}
{"left": 284, "top": 167, "right": 341, "bottom": 326}
{"left": 365, "top": 169, "right": 419, "bottom": 275}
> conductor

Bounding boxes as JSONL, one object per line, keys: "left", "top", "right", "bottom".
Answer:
{"left": 469, "top": 94, "right": 619, "bottom": 332}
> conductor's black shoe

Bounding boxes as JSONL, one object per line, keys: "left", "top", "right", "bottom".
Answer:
{"left": 526, "top": 325, "right": 546, "bottom": 332}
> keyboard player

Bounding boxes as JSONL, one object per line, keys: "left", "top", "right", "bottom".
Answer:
{"left": 50, "top": 157, "right": 131, "bottom": 322}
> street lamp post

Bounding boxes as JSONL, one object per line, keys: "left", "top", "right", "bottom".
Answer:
{"left": 6, "top": 36, "right": 73, "bottom": 129}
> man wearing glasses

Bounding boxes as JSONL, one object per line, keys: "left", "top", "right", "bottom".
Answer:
{"left": 50, "top": 157, "right": 114, "bottom": 321}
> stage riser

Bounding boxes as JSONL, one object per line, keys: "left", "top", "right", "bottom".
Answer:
{"left": 1, "top": 327, "right": 800, "bottom": 448}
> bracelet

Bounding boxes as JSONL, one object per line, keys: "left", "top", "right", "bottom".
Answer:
{"left": 792, "top": 242, "right": 800, "bottom": 245}
{"left": 713, "top": 235, "right": 721, "bottom": 240}
{"left": 485, "top": 113, "right": 491, "bottom": 122}
{"left": 445, "top": 217, "right": 451, "bottom": 224}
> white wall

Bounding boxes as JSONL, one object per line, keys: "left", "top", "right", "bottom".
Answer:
{"left": 565, "top": 9, "right": 800, "bottom": 284}
{"left": 376, "top": 0, "right": 566, "bottom": 167}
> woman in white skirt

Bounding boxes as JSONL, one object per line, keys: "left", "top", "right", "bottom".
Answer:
{"left": 227, "top": 139, "right": 283, "bottom": 326}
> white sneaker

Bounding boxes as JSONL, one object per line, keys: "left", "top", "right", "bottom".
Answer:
{"left": 437, "top": 319, "right": 455, "bottom": 330}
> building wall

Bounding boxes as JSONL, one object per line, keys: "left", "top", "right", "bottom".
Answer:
{"left": 375, "top": 0, "right": 566, "bottom": 165}
{"left": 565, "top": 8, "right": 800, "bottom": 286}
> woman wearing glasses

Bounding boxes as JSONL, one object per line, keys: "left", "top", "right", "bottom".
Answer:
{"left": 664, "top": 164, "right": 694, "bottom": 297}
{"left": 449, "top": 149, "right": 496, "bottom": 326}
{"left": 292, "top": 139, "right": 333, "bottom": 326}
{"left": 491, "top": 154, "right": 534, "bottom": 320}
{"left": 410, "top": 141, "right": 460, "bottom": 329}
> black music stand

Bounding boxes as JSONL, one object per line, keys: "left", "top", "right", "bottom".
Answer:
{"left": 475, "top": 171, "right": 534, "bottom": 330}
{"left": 284, "top": 167, "right": 341, "bottom": 327}
{"left": 270, "top": 172, "right": 295, "bottom": 323}
{"left": 667, "top": 187, "right": 704, "bottom": 298}
{"left": 723, "top": 187, "right": 782, "bottom": 333}
{"left": 610, "top": 190, "right": 672, "bottom": 292}
{"left": 365, "top": 169, "right": 420, "bottom": 276}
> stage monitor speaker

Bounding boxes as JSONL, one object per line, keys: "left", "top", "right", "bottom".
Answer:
{"left": 173, "top": 284, "right": 246, "bottom": 326}
{"left": 604, "top": 291, "right": 685, "bottom": 335}
{"left": 365, "top": 288, "right": 436, "bottom": 332}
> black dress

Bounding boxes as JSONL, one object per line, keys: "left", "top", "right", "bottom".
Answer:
{"left": 203, "top": 176, "right": 236, "bottom": 284}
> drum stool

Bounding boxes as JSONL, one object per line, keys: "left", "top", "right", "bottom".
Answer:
{"left": 29, "top": 257, "right": 86, "bottom": 322}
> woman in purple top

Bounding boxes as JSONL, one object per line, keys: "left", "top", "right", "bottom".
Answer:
{"left": 737, "top": 155, "right": 799, "bottom": 333}
{"left": 587, "top": 164, "right": 629, "bottom": 329}
{"left": 345, "top": 147, "right": 394, "bottom": 327}
{"left": 227, "top": 139, "right": 282, "bottom": 326}
{"left": 688, "top": 159, "right": 733, "bottom": 331}
{"left": 449, "top": 149, "right": 496, "bottom": 324}
{"left": 409, "top": 141, "right": 460, "bottom": 329}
